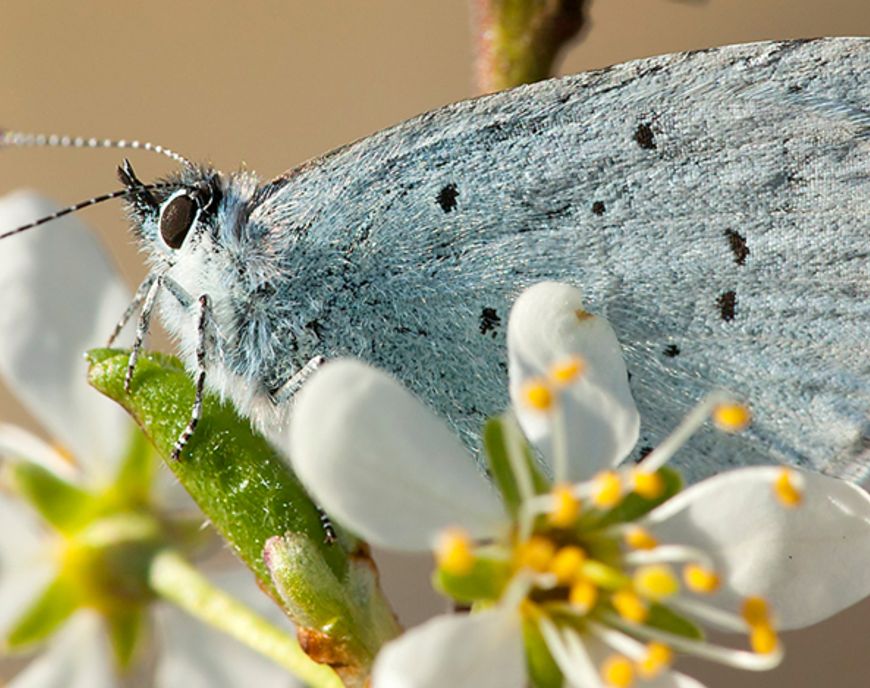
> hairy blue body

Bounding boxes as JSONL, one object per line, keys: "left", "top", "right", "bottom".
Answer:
{"left": 125, "top": 38, "right": 869, "bottom": 482}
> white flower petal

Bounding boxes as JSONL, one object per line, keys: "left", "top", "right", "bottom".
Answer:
{"left": 289, "top": 359, "right": 504, "bottom": 550}
{"left": 0, "top": 191, "right": 133, "bottom": 481}
{"left": 154, "top": 568, "right": 298, "bottom": 688}
{"left": 372, "top": 609, "right": 525, "bottom": 688}
{"left": 507, "top": 282, "right": 639, "bottom": 481}
{"left": 647, "top": 467, "right": 870, "bottom": 629}
{"left": 0, "top": 423, "right": 80, "bottom": 483}
{"left": 8, "top": 612, "right": 116, "bottom": 688}
{"left": 0, "top": 497, "right": 54, "bottom": 635}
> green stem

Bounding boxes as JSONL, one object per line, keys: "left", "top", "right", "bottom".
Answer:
{"left": 149, "top": 550, "right": 344, "bottom": 688}
{"left": 471, "top": 0, "right": 588, "bottom": 93}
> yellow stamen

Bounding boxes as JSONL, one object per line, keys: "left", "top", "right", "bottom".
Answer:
{"left": 550, "top": 545, "right": 586, "bottom": 584}
{"left": 523, "top": 379, "right": 553, "bottom": 411}
{"left": 516, "top": 535, "right": 556, "bottom": 573}
{"left": 569, "top": 579, "right": 598, "bottom": 612}
{"left": 712, "top": 402, "right": 751, "bottom": 432}
{"left": 435, "top": 528, "right": 475, "bottom": 575}
{"left": 549, "top": 356, "right": 585, "bottom": 385}
{"left": 601, "top": 654, "right": 635, "bottom": 688}
{"left": 773, "top": 469, "right": 803, "bottom": 507}
{"left": 548, "top": 484, "right": 581, "bottom": 527}
{"left": 637, "top": 642, "right": 673, "bottom": 679}
{"left": 52, "top": 442, "right": 77, "bottom": 465}
{"left": 631, "top": 470, "right": 664, "bottom": 499}
{"left": 623, "top": 526, "right": 658, "bottom": 550}
{"left": 749, "top": 622, "right": 779, "bottom": 655}
{"left": 741, "top": 596, "right": 771, "bottom": 626}
{"left": 633, "top": 565, "right": 679, "bottom": 601}
{"left": 575, "top": 308, "right": 593, "bottom": 321}
{"left": 612, "top": 589, "right": 648, "bottom": 623}
{"left": 683, "top": 563, "right": 720, "bottom": 594}
{"left": 592, "top": 471, "right": 623, "bottom": 508}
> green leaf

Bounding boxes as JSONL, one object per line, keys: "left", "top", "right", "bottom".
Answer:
{"left": 106, "top": 606, "right": 146, "bottom": 669}
{"left": 87, "top": 348, "right": 399, "bottom": 678}
{"left": 6, "top": 577, "right": 80, "bottom": 649}
{"left": 522, "top": 616, "right": 562, "bottom": 688}
{"left": 9, "top": 462, "right": 95, "bottom": 534}
{"left": 646, "top": 602, "right": 705, "bottom": 641}
{"left": 595, "top": 466, "right": 683, "bottom": 528}
{"left": 86, "top": 348, "right": 348, "bottom": 589}
{"left": 484, "top": 415, "right": 550, "bottom": 518}
{"left": 433, "top": 556, "right": 512, "bottom": 603}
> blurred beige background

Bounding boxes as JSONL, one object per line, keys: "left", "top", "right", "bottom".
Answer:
{"left": 1, "top": 1, "right": 868, "bottom": 686}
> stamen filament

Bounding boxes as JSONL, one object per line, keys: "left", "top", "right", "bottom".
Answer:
{"left": 637, "top": 392, "right": 730, "bottom": 473}
{"left": 602, "top": 612, "right": 783, "bottom": 671}
{"left": 622, "top": 544, "right": 715, "bottom": 571}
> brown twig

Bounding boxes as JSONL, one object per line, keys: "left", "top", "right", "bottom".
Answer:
{"left": 471, "top": 0, "right": 589, "bottom": 94}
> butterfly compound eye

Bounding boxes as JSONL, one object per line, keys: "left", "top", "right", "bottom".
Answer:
{"left": 159, "top": 193, "right": 197, "bottom": 249}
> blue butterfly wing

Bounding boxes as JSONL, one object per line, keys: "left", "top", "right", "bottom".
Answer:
{"left": 257, "top": 38, "right": 869, "bottom": 482}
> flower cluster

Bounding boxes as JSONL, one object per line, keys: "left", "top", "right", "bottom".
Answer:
{"left": 0, "top": 192, "right": 297, "bottom": 688}
{"left": 288, "top": 282, "right": 870, "bottom": 688}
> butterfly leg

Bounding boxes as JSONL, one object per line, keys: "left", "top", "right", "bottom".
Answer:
{"left": 125, "top": 274, "right": 163, "bottom": 393}
{"left": 107, "top": 272, "right": 158, "bottom": 347}
{"left": 268, "top": 355, "right": 327, "bottom": 405}
{"left": 316, "top": 505, "right": 337, "bottom": 544}
{"left": 171, "top": 293, "right": 211, "bottom": 461}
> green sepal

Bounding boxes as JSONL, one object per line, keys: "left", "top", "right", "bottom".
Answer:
{"left": 595, "top": 466, "right": 683, "bottom": 528}
{"left": 5, "top": 577, "right": 80, "bottom": 649}
{"left": 484, "top": 415, "right": 550, "bottom": 518}
{"left": 8, "top": 462, "right": 95, "bottom": 535}
{"left": 433, "top": 556, "right": 512, "bottom": 603}
{"left": 646, "top": 602, "right": 705, "bottom": 641}
{"left": 106, "top": 606, "right": 146, "bottom": 669}
{"left": 111, "top": 428, "right": 159, "bottom": 507}
{"left": 522, "top": 616, "right": 562, "bottom": 688}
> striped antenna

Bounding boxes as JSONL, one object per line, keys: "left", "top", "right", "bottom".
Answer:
{"left": 0, "top": 128, "right": 193, "bottom": 168}
{"left": 0, "top": 184, "right": 168, "bottom": 241}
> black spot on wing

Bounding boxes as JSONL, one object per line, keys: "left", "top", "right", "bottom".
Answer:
{"left": 591, "top": 200, "right": 606, "bottom": 215}
{"left": 634, "top": 122, "right": 656, "bottom": 150}
{"left": 663, "top": 344, "right": 680, "bottom": 358}
{"left": 437, "top": 183, "right": 459, "bottom": 213}
{"left": 717, "top": 291, "right": 737, "bottom": 321}
{"left": 724, "top": 229, "right": 750, "bottom": 266}
{"left": 479, "top": 307, "right": 501, "bottom": 336}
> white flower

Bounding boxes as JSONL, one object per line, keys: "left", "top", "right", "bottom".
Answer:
{"left": 0, "top": 192, "right": 299, "bottom": 687}
{"left": 289, "top": 281, "right": 870, "bottom": 688}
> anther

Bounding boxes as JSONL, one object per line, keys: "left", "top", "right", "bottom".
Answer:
{"left": 623, "top": 526, "right": 658, "bottom": 550}
{"left": 516, "top": 535, "right": 556, "bottom": 573}
{"left": 683, "top": 563, "right": 720, "bottom": 594}
{"left": 630, "top": 470, "right": 664, "bottom": 499}
{"left": 637, "top": 642, "right": 673, "bottom": 678}
{"left": 549, "top": 356, "right": 585, "bottom": 385}
{"left": 592, "top": 471, "right": 623, "bottom": 508}
{"left": 612, "top": 589, "right": 649, "bottom": 623}
{"left": 773, "top": 469, "right": 803, "bottom": 507}
{"left": 548, "top": 484, "right": 581, "bottom": 527}
{"left": 436, "top": 528, "right": 475, "bottom": 575}
{"left": 569, "top": 579, "right": 598, "bottom": 612}
{"left": 601, "top": 654, "right": 635, "bottom": 688}
{"left": 712, "top": 402, "right": 751, "bottom": 432}
{"left": 633, "top": 565, "right": 679, "bottom": 601}
{"left": 549, "top": 545, "right": 586, "bottom": 584}
{"left": 522, "top": 379, "right": 554, "bottom": 411}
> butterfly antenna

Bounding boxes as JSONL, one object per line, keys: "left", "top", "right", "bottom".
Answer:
{"left": 0, "top": 185, "right": 166, "bottom": 241}
{"left": 0, "top": 128, "right": 194, "bottom": 168}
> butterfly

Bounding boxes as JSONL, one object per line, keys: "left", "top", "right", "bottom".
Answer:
{"left": 3, "top": 37, "right": 868, "bottom": 482}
